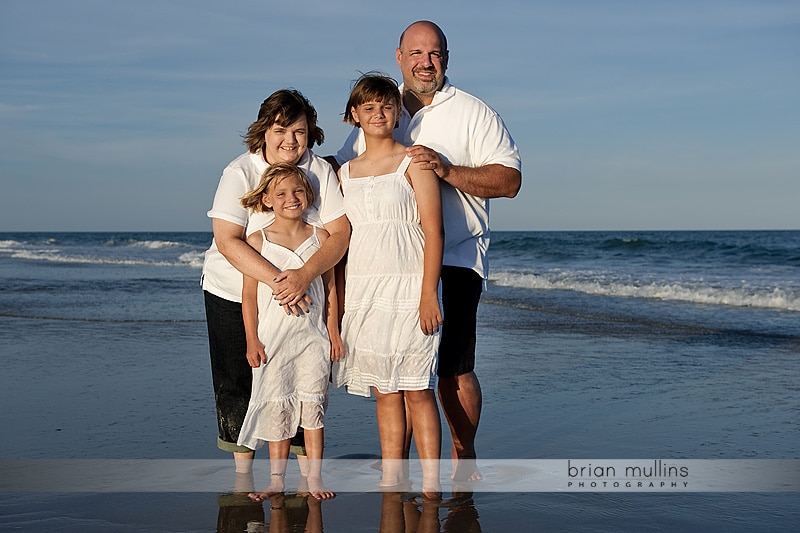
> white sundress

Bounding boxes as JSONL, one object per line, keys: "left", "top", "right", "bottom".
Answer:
{"left": 237, "top": 227, "right": 331, "bottom": 448}
{"left": 332, "top": 155, "right": 439, "bottom": 397}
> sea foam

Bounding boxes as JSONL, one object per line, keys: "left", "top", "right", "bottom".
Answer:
{"left": 490, "top": 270, "right": 800, "bottom": 312}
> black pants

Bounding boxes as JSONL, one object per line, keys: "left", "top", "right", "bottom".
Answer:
{"left": 204, "top": 291, "right": 252, "bottom": 451}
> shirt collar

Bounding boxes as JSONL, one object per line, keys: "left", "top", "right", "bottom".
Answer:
{"left": 399, "top": 76, "right": 455, "bottom": 112}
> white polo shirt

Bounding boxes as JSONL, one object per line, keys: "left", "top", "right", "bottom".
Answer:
{"left": 202, "top": 149, "right": 345, "bottom": 302}
{"left": 336, "top": 79, "right": 521, "bottom": 278}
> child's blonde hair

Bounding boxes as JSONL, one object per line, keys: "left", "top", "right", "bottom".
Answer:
{"left": 240, "top": 163, "right": 316, "bottom": 213}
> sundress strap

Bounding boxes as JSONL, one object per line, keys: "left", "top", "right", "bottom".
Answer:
{"left": 396, "top": 155, "right": 412, "bottom": 177}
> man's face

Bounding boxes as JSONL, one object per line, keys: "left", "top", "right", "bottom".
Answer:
{"left": 396, "top": 24, "right": 448, "bottom": 102}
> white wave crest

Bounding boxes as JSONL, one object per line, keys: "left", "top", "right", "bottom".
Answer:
{"left": 178, "top": 251, "right": 204, "bottom": 269}
{"left": 490, "top": 271, "right": 800, "bottom": 312}
{"left": 0, "top": 240, "right": 22, "bottom": 250}
{"left": 128, "top": 240, "right": 182, "bottom": 249}
{"left": 10, "top": 250, "right": 189, "bottom": 268}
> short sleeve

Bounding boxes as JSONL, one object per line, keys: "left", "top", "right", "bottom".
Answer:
{"left": 314, "top": 157, "right": 346, "bottom": 225}
{"left": 206, "top": 165, "right": 249, "bottom": 228}
{"left": 471, "top": 112, "right": 522, "bottom": 172}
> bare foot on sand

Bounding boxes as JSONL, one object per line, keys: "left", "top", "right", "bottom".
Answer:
{"left": 248, "top": 477, "right": 286, "bottom": 502}
{"left": 378, "top": 459, "right": 409, "bottom": 491}
{"left": 307, "top": 476, "right": 335, "bottom": 500}
{"left": 451, "top": 458, "right": 483, "bottom": 482}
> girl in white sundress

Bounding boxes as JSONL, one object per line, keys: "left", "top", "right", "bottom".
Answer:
{"left": 331, "top": 73, "right": 444, "bottom": 497}
{"left": 237, "top": 163, "right": 343, "bottom": 501}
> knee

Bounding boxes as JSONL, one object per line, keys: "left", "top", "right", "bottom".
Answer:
{"left": 439, "top": 372, "right": 476, "bottom": 390}
{"left": 404, "top": 389, "right": 436, "bottom": 405}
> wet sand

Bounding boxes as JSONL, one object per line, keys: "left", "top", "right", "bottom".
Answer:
{"left": 1, "top": 301, "right": 799, "bottom": 531}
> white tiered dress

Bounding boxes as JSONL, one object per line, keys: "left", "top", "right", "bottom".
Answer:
{"left": 332, "top": 156, "right": 439, "bottom": 397}
{"left": 237, "top": 227, "right": 331, "bottom": 448}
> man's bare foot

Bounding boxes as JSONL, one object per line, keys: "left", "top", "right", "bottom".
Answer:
{"left": 248, "top": 477, "right": 286, "bottom": 502}
{"left": 306, "top": 475, "right": 335, "bottom": 500}
{"left": 451, "top": 458, "right": 483, "bottom": 482}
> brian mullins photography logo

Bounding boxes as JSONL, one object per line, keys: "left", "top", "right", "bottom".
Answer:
{"left": 0, "top": 459, "right": 797, "bottom": 493}
{"left": 567, "top": 460, "right": 690, "bottom": 490}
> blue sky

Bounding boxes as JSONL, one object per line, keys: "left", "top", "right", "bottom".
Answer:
{"left": 1, "top": 0, "right": 798, "bottom": 231}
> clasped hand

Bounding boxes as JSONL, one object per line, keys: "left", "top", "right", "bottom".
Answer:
{"left": 272, "top": 268, "right": 312, "bottom": 316}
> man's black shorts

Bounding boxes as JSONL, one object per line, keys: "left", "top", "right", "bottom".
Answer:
{"left": 437, "top": 265, "right": 483, "bottom": 377}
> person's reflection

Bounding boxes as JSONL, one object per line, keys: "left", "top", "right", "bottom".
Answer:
{"left": 217, "top": 479, "right": 480, "bottom": 532}
{"left": 378, "top": 491, "right": 443, "bottom": 533}
{"left": 216, "top": 471, "right": 265, "bottom": 533}
{"left": 223, "top": 493, "right": 323, "bottom": 533}
{"left": 441, "top": 491, "right": 482, "bottom": 533}
{"left": 377, "top": 490, "right": 482, "bottom": 533}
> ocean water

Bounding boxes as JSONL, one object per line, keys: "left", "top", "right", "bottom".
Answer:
{"left": 488, "top": 230, "right": 800, "bottom": 330}
{"left": 1, "top": 230, "right": 798, "bottom": 532}
{"left": 2, "top": 230, "right": 798, "bottom": 323}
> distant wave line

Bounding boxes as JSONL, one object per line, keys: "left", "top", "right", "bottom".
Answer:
{"left": 119, "top": 239, "right": 186, "bottom": 249}
{"left": 490, "top": 271, "right": 800, "bottom": 312}
{"left": 1, "top": 238, "right": 194, "bottom": 249}
{"left": 4, "top": 250, "right": 204, "bottom": 269}
{"left": 0, "top": 313, "right": 205, "bottom": 323}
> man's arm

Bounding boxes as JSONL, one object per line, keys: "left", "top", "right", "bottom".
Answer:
{"left": 442, "top": 163, "right": 521, "bottom": 199}
{"left": 406, "top": 145, "right": 521, "bottom": 199}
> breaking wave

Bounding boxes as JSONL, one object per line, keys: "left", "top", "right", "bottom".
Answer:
{"left": 490, "top": 270, "right": 800, "bottom": 312}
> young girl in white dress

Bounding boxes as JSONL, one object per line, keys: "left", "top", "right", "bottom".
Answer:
{"left": 237, "top": 163, "right": 343, "bottom": 501}
{"left": 332, "top": 73, "right": 444, "bottom": 497}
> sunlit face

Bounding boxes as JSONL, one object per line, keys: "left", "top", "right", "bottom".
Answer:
{"left": 351, "top": 99, "right": 399, "bottom": 136}
{"left": 262, "top": 174, "right": 309, "bottom": 220}
{"left": 263, "top": 115, "right": 308, "bottom": 165}
{"left": 396, "top": 24, "right": 448, "bottom": 104}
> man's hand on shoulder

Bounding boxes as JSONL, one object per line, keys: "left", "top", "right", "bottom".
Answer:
{"left": 407, "top": 145, "right": 450, "bottom": 180}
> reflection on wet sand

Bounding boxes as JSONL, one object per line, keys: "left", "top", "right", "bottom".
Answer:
{"left": 216, "top": 489, "right": 482, "bottom": 532}
{"left": 217, "top": 492, "right": 321, "bottom": 533}
{"left": 440, "top": 492, "right": 482, "bottom": 533}
{"left": 216, "top": 492, "right": 264, "bottom": 533}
